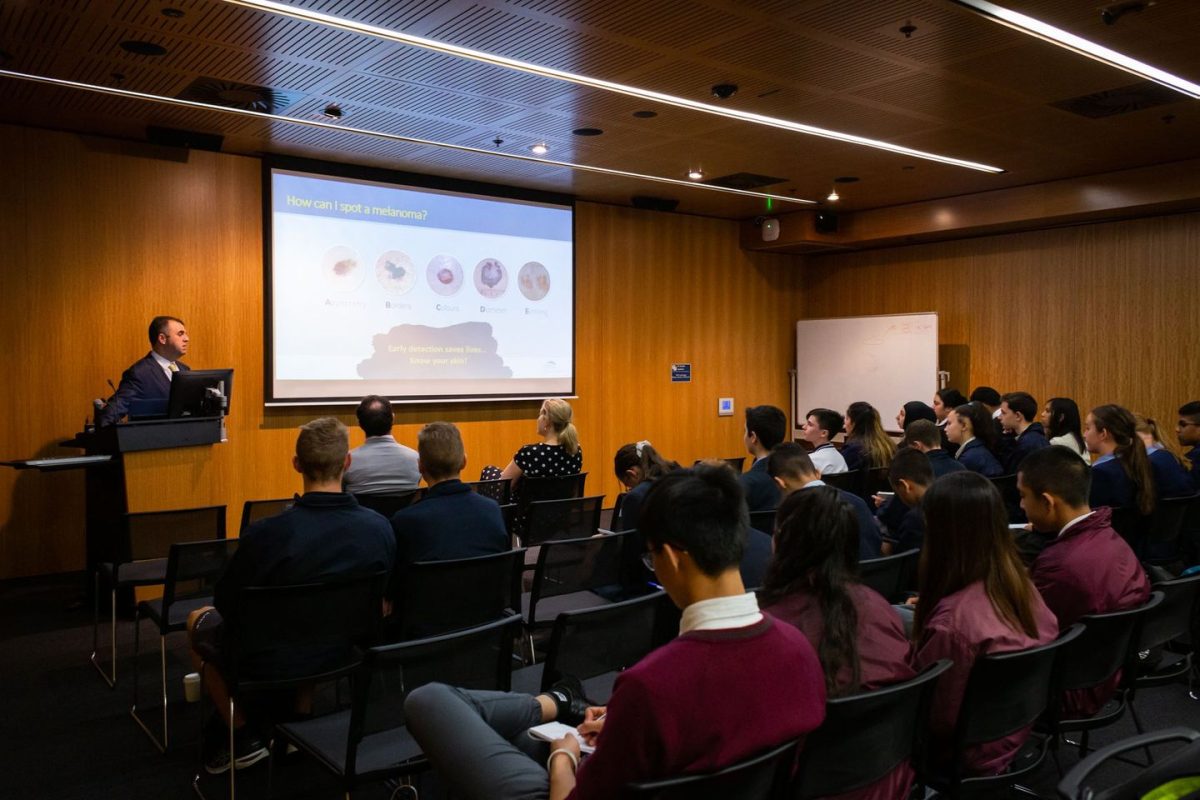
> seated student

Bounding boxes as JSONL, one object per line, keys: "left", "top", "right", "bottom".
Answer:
{"left": 740, "top": 404, "right": 787, "bottom": 512}
{"left": 896, "top": 400, "right": 936, "bottom": 433}
{"left": 875, "top": 420, "right": 962, "bottom": 537}
{"left": 946, "top": 402, "right": 1004, "bottom": 477}
{"left": 187, "top": 418, "right": 396, "bottom": 774}
{"left": 613, "top": 440, "right": 679, "bottom": 532}
{"left": 768, "top": 442, "right": 881, "bottom": 560}
{"left": 1178, "top": 401, "right": 1200, "bottom": 487}
{"left": 880, "top": 448, "right": 934, "bottom": 555}
{"left": 1041, "top": 397, "right": 1089, "bottom": 462}
{"left": 998, "top": 392, "right": 1050, "bottom": 474}
{"left": 403, "top": 464, "right": 827, "bottom": 800}
{"left": 390, "top": 422, "right": 508, "bottom": 569}
{"left": 842, "top": 401, "right": 897, "bottom": 473}
{"left": 1134, "top": 414, "right": 1197, "bottom": 500}
{"left": 933, "top": 389, "right": 968, "bottom": 454}
{"left": 911, "top": 472, "right": 1058, "bottom": 777}
{"left": 800, "top": 407, "right": 848, "bottom": 475}
{"left": 761, "top": 486, "right": 916, "bottom": 800}
{"left": 1084, "top": 404, "right": 1156, "bottom": 514}
{"left": 1018, "top": 446, "right": 1150, "bottom": 717}
{"left": 972, "top": 386, "right": 1010, "bottom": 463}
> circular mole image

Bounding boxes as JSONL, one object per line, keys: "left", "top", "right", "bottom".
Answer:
{"left": 517, "top": 261, "right": 551, "bottom": 301}
{"left": 375, "top": 250, "right": 417, "bottom": 295}
{"left": 473, "top": 257, "right": 508, "bottom": 299}
{"left": 321, "top": 245, "right": 363, "bottom": 292}
{"left": 426, "top": 254, "right": 463, "bottom": 296}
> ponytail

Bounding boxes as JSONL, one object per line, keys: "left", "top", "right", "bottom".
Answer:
{"left": 542, "top": 398, "right": 579, "bottom": 456}
{"left": 559, "top": 421, "right": 579, "bottom": 457}
{"left": 1094, "top": 404, "right": 1156, "bottom": 515}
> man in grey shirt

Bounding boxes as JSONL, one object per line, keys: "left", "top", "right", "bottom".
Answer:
{"left": 342, "top": 395, "right": 420, "bottom": 495}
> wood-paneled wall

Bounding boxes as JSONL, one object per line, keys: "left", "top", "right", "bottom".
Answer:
{"left": 800, "top": 213, "right": 1200, "bottom": 428}
{"left": 0, "top": 123, "right": 803, "bottom": 579}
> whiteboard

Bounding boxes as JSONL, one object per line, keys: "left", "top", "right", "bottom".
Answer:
{"left": 794, "top": 313, "right": 938, "bottom": 434}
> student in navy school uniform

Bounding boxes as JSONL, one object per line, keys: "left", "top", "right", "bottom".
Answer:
{"left": 1083, "top": 405, "right": 1156, "bottom": 514}
{"left": 875, "top": 420, "right": 964, "bottom": 537}
{"left": 613, "top": 440, "right": 680, "bottom": 532}
{"left": 896, "top": 400, "right": 936, "bottom": 433}
{"left": 946, "top": 402, "right": 1004, "bottom": 477}
{"left": 933, "top": 388, "right": 968, "bottom": 455}
{"left": 880, "top": 447, "right": 935, "bottom": 555}
{"left": 998, "top": 392, "right": 1050, "bottom": 474}
{"left": 1178, "top": 402, "right": 1200, "bottom": 488}
{"left": 799, "top": 408, "right": 849, "bottom": 475}
{"left": 1134, "top": 414, "right": 1197, "bottom": 500}
{"left": 739, "top": 405, "right": 787, "bottom": 512}
{"left": 841, "top": 402, "right": 896, "bottom": 473}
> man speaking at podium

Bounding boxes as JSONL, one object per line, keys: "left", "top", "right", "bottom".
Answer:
{"left": 97, "top": 316, "right": 191, "bottom": 426}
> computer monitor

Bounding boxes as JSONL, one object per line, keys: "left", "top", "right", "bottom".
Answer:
{"left": 167, "top": 368, "right": 234, "bottom": 419}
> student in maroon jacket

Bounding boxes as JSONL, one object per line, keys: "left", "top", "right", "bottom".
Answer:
{"left": 761, "top": 485, "right": 915, "bottom": 800}
{"left": 1018, "top": 446, "right": 1150, "bottom": 717}
{"left": 911, "top": 472, "right": 1058, "bottom": 777}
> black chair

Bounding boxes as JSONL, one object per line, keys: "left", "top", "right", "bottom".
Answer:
{"left": 520, "top": 472, "right": 587, "bottom": 503}
{"left": 193, "top": 572, "right": 388, "bottom": 800}
{"left": 353, "top": 490, "right": 422, "bottom": 517}
{"left": 624, "top": 737, "right": 797, "bottom": 799}
{"left": 861, "top": 467, "right": 891, "bottom": 502}
{"left": 91, "top": 505, "right": 227, "bottom": 688}
{"left": 524, "top": 495, "right": 604, "bottom": 547}
{"left": 821, "top": 470, "right": 860, "bottom": 494}
{"left": 988, "top": 473, "right": 1024, "bottom": 522}
{"left": 512, "top": 591, "right": 674, "bottom": 702}
{"left": 523, "top": 532, "right": 631, "bottom": 655}
{"left": 1130, "top": 575, "right": 1200, "bottom": 732}
{"left": 464, "top": 477, "right": 511, "bottom": 505}
{"left": 269, "top": 615, "right": 522, "bottom": 799}
{"left": 1111, "top": 494, "right": 1197, "bottom": 563}
{"left": 1049, "top": 593, "right": 1164, "bottom": 761}
{"left": 239, "top": 498, "right": 294, "bottom": 534}
{"left": 611, "top": 492, "right": 628, "bottom": 532}
{"left": 749, "top": 510, "right": 776, "bottom": 534}
{"left": 723, "top": 457, "right": 746, "bottom": 473}
{"left": 858, "top": 549, "right": 919, "bottom": 604}
{"left": 390, "top": 549, "right": 524, "bottom": 641}
{"left": 131, "top": 538, "right": 240, "bottom": 752}
{"left": 1056, "top": 727, "right": 1200, "bottom": 800}
{"left": 793, "top": 659, "right": 952, "bottom": 799}
{"left": 924, "top": 624, "right": 1085, "bottom": 798}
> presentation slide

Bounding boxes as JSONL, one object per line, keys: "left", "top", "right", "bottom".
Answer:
{"left": 267, "top": 167, "right": 574, "bottom": 404}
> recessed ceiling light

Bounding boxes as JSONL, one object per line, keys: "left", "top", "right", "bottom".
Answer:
{"left": 572, "top": 128, "right": 603, "bottom": 136}
{"left": 687, "top": 169, "right": 703, "bottom": 180}
{"left": 826, "top": 187, "right": 840, "bottom": 202}
{"left": 949, "top": 0, "right": 1200, "bottom": 99}
{"left": 529, "top": 142, "right": 549, "bottom": 155}
{"left": 220, "top": 0, "right": 1005, "bottom": 173}
{"left": 119, "top": 40, "right": 168, "bottom": 57}
{"left": 632, "top": 110, "right": 657, "bottom": 118}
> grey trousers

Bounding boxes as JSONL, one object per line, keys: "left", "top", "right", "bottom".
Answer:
{"left": 405, "top": 683, "right": 551, "bottom": 800}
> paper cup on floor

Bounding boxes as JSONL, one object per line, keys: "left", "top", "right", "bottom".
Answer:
{"left": 184, "top": 672, "right": 202, "bottom": 703}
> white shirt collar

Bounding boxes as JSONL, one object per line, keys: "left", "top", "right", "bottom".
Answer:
{"left": 1059, "top": 510, "right": 1095, "bottom": 538}
{"left": 150, "top": 350, "right": 175, "bottom": 378}
{"left": 803, "top": 479, "right": 827, "bottom": 488}
{"left": 680, "top": 592, "right": 762, "bottom": 634}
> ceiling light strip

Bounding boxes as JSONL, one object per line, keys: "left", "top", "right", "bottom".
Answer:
{"left": 221, "top": 0, "right": 1006, "bottom": 174}
{"left": 0, "top": 69, "right": 815, "bottom": 205}
{"left": 949, "top": 0, "right": 1200, "bottom": 99}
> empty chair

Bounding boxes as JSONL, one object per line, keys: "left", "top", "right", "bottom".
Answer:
{"left": 524, "top": 495, "right": 604, "bottom": 547}
{"left": 91, "top": 505, "right": 227, "bottom": 688}
{"left": 1111, "top": 494, "right": 1197, "bottom": 562}
{"left": 748, "top": 509, "right": 776, "bottom": 534}
{"left": 390, "top": 549, "right": 524, "bottom": 641}
{"left": 131, "top": 538, "right": 240, "bottom": 752}
{"left": 520, "top": 472, "right": 587, "bottom": 503}
{"left": 464, "top": 477, "right": 511, "bottom": 505}
{"left": 858, "top": 549, "right": 919, "bottom": 604}
{"left": 269, "top": 615, "right": 522, "bottom": 798}
{"left": 1056, "top": 727, "right": 1200, "bottom": 800}
{"left": 625, "top": 738, "right": 797, "bottom": 799}
{"left": 793, "top": 659, "right": 952, "bottom": 799}
{"left": 523, "top": 532, "right": 631, "bottom": 643}
{"left": 353, "top": 490, "right": 421, "bottom": 517}
{"left": 821, "top": 470, "right": 861, "bottom": 494}
{"left": 1129, "top": 576, "right": 1200, "bottom": 731}
{"left": 238, "top": 498, "right": 294, "bottom": 534}
{"left": 861, "top": 467, "right": 891, "bottom": 502}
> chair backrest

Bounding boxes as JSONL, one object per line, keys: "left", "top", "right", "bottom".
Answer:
{"left": 524, "top": 495, "right": 605, "bottom": 546}
{"left": 954, "top": 624, "right": 1085, "bottom": 754}
{"left": 353, "top": 491, "right": 421, "bottom": 518}
{"left": 347, "top": 615, "right": 522, "bottom": 779}
{"left": 1145, "top": 494, "right": 1197, "bottom": 548}
{"left": 1056, "top": 726, "right": 1200, "bottom": 800}
{"left": 1141, "top": 576, "right": 1200, "bottom": 652}
{"left": 820, "top": 470, "right": 860, "bottom": 493}
{"left": 857, "top": 549, "right": 919, "bottom": 604}
{"left": 530, "top": 532, "right": 629, "bottom": 617}
{"left": 611, "top": 492, "right": 628, "bottom": 532}
{"left": 624, "top": 737, "right": 797, "bottom": 799}
{"left": 861, "top": 467, "right": 891, "bottom": 501}
{"left": 122, "top": 505, "right": 227, "bottom": 564}
{"left": 540, "top": 591, "right": 674, "bottom": 691}
{"left": 161, "top": 538, "right": 240, "bottom": 611}
{"left": 226, "top": 571, "right": 388, "bottom": 691}
{"left": 793, "top": 659, "right": 953, "bottom": 799}
{"left": 394, "top": 549, "right": 524, "bottom": 640}
{"left": 1056, "top": 593, "right": 1163, "bottom": 695}
{"left": 464, "top": 478, "right": 511, "bottom": 505}
{"left": 521, "top": 473, "right": 587, "bottom": 504}
{"left": 748, "top": 510, "right": 776, "bottom": 534}
{"left": 239, "top": 498, "right": 294, "bottom": 534}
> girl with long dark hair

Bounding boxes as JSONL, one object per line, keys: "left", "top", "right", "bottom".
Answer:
{"left": 1041, "top": 397, "right": 1087, "bottom": 460}
{"left": 1084, "top": 404, "right": 1156, "bottom": 515}
{"left": 612, "top": 440, "right": 679, "bottom": 531}
{"left": 945, "top": 403, "right": 1003, "bottom": 477}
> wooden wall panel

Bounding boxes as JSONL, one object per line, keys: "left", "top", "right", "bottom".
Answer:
{"left": 801, "top": 213, "right": 1200, "bottom": 429}
{"left": 0, "top": 123, "right": 804, "bottom": 579}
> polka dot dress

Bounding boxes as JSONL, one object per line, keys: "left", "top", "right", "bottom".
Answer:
{"left": 514, "top": 443, "right": 583, "bottom": 477}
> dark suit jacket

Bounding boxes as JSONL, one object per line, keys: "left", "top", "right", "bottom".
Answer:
{"left": 740, "top": 527, "right": 773, "bottom": 590}
{"left": 389, "top": 479, "right": 509, "bottom": 568}
{"left": 1004, "top": 422, "right": 1050, "bottom": 474}
{"left": 739, "top": 457, "right": 781, "bottom": 513}
{"left": 98, "top": 352, "right": 190, "bottom": 425}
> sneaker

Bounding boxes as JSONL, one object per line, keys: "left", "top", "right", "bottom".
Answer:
{"left": 546, "top": 676, "right": 589, "bottom": 727}
{"left": 203, "top": 726, "right": 269, "bottom": 775}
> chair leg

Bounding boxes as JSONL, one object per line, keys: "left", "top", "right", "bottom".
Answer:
{"left": 89, "top": 575, "right": 117, "bottom": 688}
{"left": 192, "top": 662, "right": 211, "bottom": 800}
{"left": 229, "top": 698, "right": 237, "bottom": 800}
{"left": 130, "top": 623, "right": 169, "bottom": 753}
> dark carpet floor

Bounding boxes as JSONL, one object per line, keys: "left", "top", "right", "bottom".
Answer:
{"left": 2, "top": 573, "right": 1198, "bottom": 799}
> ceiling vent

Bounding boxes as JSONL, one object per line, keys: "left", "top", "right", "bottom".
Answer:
{"left": 1051, "top": 81, "right": 1183, "bottom": 118}
{"left": 177, "top": 77, "right": 303, "bottom": 113}
{"left": 703, "top": 172, "right": 788, "bottom": 190}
